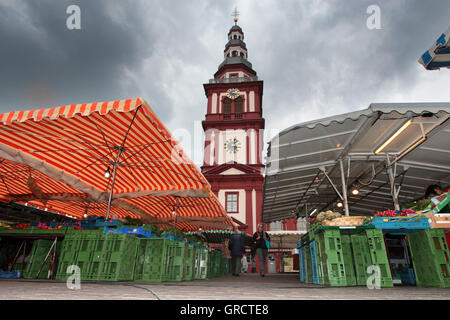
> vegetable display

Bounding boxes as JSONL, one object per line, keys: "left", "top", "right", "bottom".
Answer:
{"left": 374, "top": 209, "right": 416, "bottom": 217}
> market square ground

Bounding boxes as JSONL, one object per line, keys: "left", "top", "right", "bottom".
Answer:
{"left": 1, "top": 273, "right": 449, "bottom": 300}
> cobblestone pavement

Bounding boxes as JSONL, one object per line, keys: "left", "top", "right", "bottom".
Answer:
{"left": 1, "top": 273, "right": 449, "bottom": 300}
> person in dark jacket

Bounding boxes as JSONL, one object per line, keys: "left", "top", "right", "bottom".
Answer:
{"left": 252, "top": 223, "right": 270, "bottom": 277}
{"left": 228, "top": 229, "right": 245, "bottom": 276}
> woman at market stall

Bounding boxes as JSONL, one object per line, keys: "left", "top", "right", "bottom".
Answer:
{"left": 252, "top": 223, "right": 270, "bottom": 277}
{"left": 425, "top": 184, "right": 449, "bottom": 199}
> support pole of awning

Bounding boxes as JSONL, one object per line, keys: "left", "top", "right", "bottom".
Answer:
{"left": 385, "top": 154, "right": 401, "bottom": 211}
{"left": 339, "top": 159, "right": 350, "bottom": 217}
{"left": 105, "top": 106, "right": 141, "bottom": 220}
{"left": 105, "top": 148, "right": 123, "bottom": 220}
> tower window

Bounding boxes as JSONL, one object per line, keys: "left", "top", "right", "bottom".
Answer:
{"left": 240, "top": 52, "right": 244, "bottom": 58}
{"left": 232, "top": 51, "right": 238, "bottom": 57}
{"left": 223, "top": 98, "right": 232, "bottom": 114}
{"left": 226, "top": 192, "right": 239, "bottom": 213}
{"left": 234, "top": 97, "right": 244, "bottom": 113}
{"left": 234, "top": 35, "right": 237, "bottom": 39}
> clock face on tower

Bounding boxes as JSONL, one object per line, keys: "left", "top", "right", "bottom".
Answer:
{"left": 226, "top": 88, "right": 240, "bottom": 99}
{"left": 224, "top": 138, "right": 241, "bottom": 153}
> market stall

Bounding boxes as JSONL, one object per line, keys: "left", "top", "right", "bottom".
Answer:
{"left": 0, "top": 97, "right": 234, "bottom": 281}
{"left": 263, "top": 103, "right": 450, "bottom": 222}
{"left": 263, "top": 103, "right": 450, "bottom": 287}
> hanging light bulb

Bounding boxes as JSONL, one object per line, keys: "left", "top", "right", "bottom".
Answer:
{"left": 336, "top": 202, "right": 344, "bottom": 208}
{"left": 351, "top": 188, "right": 360, "bottom": 196}
{"left": 83, "top": 213, "right": 88, "bottom": 219}
{"left": 104, "top": 167, "right": 111, "bottom": 178}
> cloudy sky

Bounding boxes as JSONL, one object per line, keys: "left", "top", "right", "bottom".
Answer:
{"left": 1, "top": 0, "right": 450, "bottom": 166}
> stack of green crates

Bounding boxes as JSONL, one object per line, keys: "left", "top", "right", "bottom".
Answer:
{"left": 55, "top": 232, "right": 139, "bottom": 281}
{"left": 23, "top": 239, "right": 61, "bottom": 279}
{"left": 207, "top": 251, "right": 221, "bottom": 278}
{"left": 365, "top": 229, "right": 393, "bottom": 287}
{"left": 55, "top": 233, "right": 80, "bottom": 280}
{"left": 134, "top": 238, "right": 171, "bottom": 282}
{"left": 298, "top": 225, "right": 393, "bottom": 287}
{"left": 98, "top": 234, "right": 139, "bottom": 281}
{"left": 350, "top": 233, "right": 374, "bottom": 286}
{"left": 162, "top": 241, "right": 186, "bottom": 282}
{"left": 183, "top": 244, "right": 195, "bottom": 281}
{"left": 194, "top": 247, "right": 208, "bottom": 279}
{"left": 408, "top": 229, "right": 450, "bottom": 288}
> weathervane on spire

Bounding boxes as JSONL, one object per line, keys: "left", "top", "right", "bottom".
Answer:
{"left": 232, "top": 7, "right": 240, "bottom": 25}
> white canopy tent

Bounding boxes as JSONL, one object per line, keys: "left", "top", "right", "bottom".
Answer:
{"left": 263, "top": 103, "right": 450, "bottom": 223}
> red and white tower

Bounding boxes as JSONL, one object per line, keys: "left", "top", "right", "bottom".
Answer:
{"left": 201, "top": 17, "right": 265, "bottom": 235}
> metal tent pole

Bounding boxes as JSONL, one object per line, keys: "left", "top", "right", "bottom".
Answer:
{"left": 385, "top": 154, "right": 401, "bottom": 211}
{"left": 339, "top": 159, "right": 350, "bottom": 216}
{"left": 105, "top": 148, "right": 123, "bottom": 220}
{"left": 105, "top": 105, "right": 141, "bottom": 220}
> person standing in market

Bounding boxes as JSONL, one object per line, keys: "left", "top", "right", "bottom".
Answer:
{"left": 252, "top": 223, "right": 271, "bottom": 277}
{"left": 228, "top": 229, "right": 245, "bottom": 276}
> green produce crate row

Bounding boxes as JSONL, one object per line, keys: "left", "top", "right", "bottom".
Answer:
{"left": 299, "top": 228, "right": 393, "bottom": 287}
{"left": 55, "top": 234, "right": 139, "bottom": 281}
{"left": 55, "top": 234, "right": 216, "bottom": 283}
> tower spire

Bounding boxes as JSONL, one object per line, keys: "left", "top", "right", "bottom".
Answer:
{"left": 232, "top": 7, "right": 240, "bottom": 25}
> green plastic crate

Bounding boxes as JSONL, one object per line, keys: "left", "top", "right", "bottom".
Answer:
{"left": 341, "top": 235, "right": 357, "bottom": 286}
{"left": 408, "top": 229, "right": 450, "bottom": 288}
{"left": 134, "top": 238, "right": 171, "bottom": 282}
{"left": 350, "top": 234, "right": 373, "bottom": 286}
{"left": 97, "top": 235, "right": 139, "bottom": 281}
{"left": 365, "top": 229, "right": 393, "bottom": 287}
{"left": 183, "top": 244, "right": 195, "bottom": 281}
{"left": 304, "top": 245, "right": 313, "bottom": 283}
{"left": 315, "top": 230, "right": 346, "bottom": 286}
{"left": 194, "top": 247, "right": 208, "bottom": 279}
{"left": 23, "top": 240, "right": 61, "bottom": 279}
{"left": 162, "top": 241, "right": 186, "bottom": 282}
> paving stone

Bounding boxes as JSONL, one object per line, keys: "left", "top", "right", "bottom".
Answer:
{"left": 1, "top": 273, "right": 449, "bottom": 300}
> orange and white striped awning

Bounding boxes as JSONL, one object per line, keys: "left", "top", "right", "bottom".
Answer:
{"left": 0, "top": 158, "right": 87, "bottom": 203}
{"left": 0, "top": 98, "right": 209, "bottom": 200}
{"left": 0, "top": 98, "right": 234, "bottom": 231}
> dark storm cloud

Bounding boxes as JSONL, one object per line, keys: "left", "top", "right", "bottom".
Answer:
{"left": 0, "top": 0, "right": 178, "bottom": 120}
{"left": 245, "top": 0, "right": 450, "bottom": 130}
